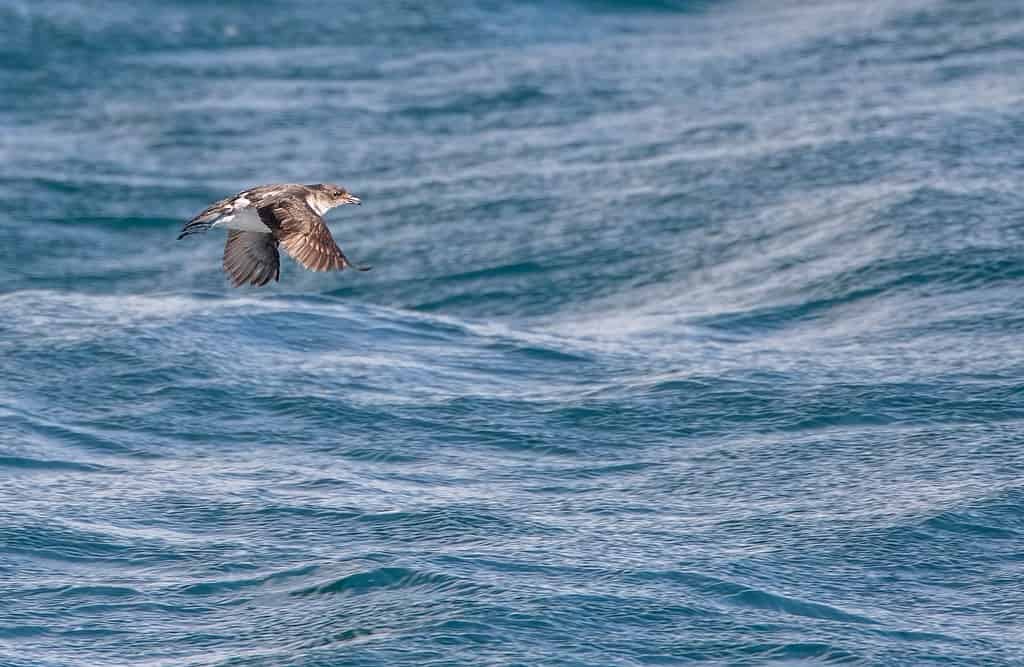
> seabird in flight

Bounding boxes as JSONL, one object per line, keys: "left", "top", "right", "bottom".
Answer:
{"left": 178, "top": 183, "right": 370, "bottom": 287}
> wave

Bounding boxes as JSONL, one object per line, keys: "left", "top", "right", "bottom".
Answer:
{"left": 5, "top": 0, "right": 1024, "bottom": 664}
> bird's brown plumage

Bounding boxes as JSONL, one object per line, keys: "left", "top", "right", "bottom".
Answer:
{"left": 257, "top": 198, "right": 352, "bottom": 273}
{"left": 178, "top": 183, "right": 369, "bottom": 287}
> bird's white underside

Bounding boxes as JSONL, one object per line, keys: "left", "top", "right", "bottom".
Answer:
{"left": 211, "top": 208, "right": 272, "bottom": 233}
{"left": 209, "top": 193, "right": 329, "bottom": 233}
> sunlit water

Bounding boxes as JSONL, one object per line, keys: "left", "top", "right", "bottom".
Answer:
{"left": 2, "top": 1, "right": 1024, "bottom": 664}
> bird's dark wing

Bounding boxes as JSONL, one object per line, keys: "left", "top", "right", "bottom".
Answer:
{"left": 222, "top": 230, "right": 280, "bottom": 287}
{"left": 257, "top": 198, "right": 369, "bottom": 272}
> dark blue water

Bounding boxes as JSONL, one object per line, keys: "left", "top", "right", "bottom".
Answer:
{"left": 3, "top": 1, "right": 1024, "bottom": 664}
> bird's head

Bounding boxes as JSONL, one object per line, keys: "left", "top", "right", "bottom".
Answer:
{"left": 311, "top": 183, "right": 361, "bottom": 210}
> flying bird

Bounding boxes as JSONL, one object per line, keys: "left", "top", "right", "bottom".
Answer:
{"left": 178, "top": 183, "right": 370, "bottom": 287}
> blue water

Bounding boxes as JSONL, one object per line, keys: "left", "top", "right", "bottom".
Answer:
{"left": 3, "top": 0, "right": 1024, "bottom": 664}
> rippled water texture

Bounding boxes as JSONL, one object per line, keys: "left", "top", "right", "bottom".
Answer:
{"left": 3, "top": 1, "right": 1024, "bottom": 664}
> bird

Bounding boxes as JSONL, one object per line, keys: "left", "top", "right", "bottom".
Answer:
{"left": 178, "top": 183, "right": 370, "bottom": 287}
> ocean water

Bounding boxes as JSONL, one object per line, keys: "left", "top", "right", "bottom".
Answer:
{"left": 2, "top": 0, "right": 1024, "bottom": 664}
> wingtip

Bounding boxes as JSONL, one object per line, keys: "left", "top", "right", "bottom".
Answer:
{"left": 342, "top": 259, "right": 372, "bottom": 271}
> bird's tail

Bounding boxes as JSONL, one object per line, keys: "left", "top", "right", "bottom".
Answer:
{"left": 179, "top": 195, "right": 239, "bottom": 240}
{"left": 177, "top": 211, "right": 221, "bottom": 240}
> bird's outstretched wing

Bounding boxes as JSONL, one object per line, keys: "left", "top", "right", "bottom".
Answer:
{"left": 257, "top": 198, "right": 370, "bottom": 272}
{"left": 222, "top": 230, "right": 280, "bottom": 287}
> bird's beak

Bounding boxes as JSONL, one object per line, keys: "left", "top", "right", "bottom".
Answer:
{"left": 342, "top": 193, "right": 361, "bottom": 205}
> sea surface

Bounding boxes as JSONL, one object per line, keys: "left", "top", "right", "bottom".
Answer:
{"left": 2, "top": 1, "right": 1024, "bottom": 665}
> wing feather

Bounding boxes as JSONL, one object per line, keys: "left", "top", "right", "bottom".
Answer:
{"left": 222, "top": 230, "right": 280, "bottom": 287}
{"left": 258, "top": 198, "right": 354, "bottom": 273}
